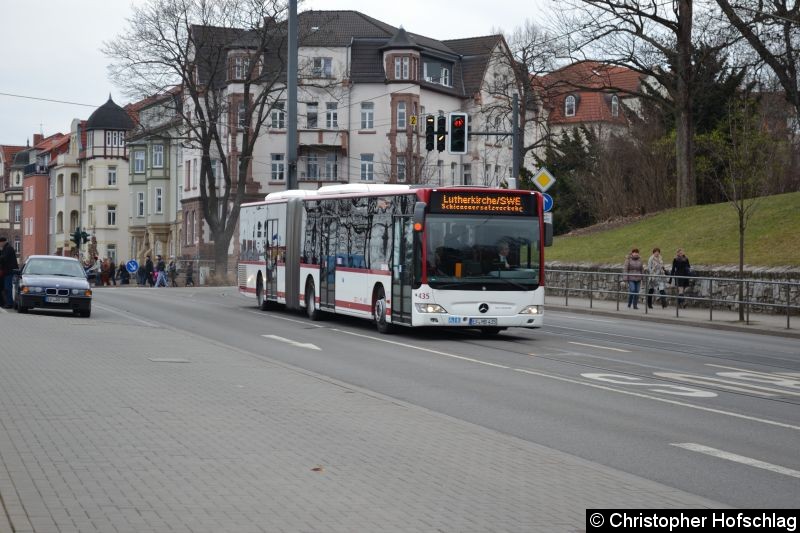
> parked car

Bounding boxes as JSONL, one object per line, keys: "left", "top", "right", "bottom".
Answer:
{"left": 13, "top": 255, "right": 92, "bottom": 317}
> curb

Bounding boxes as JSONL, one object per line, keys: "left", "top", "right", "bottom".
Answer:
{"left": 547, "top": 304, "right": 800, "bottom": 339}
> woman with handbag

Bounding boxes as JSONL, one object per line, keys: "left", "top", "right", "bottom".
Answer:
{"left": 647, "top": 247, "right": 668, "bottom": 308}
{"left": 623, "top": 248, "right": 644, "bottom": 309}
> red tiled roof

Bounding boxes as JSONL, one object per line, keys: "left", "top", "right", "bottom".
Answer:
{"left": 33, "top": 133, "right": 66, "bottom": 152}
{"left": 535, "top": 61, "right": 643, "bottom": 125}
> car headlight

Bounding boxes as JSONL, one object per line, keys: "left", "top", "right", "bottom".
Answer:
{"left": 520, "top": 305, "right": 541, "bottom": 315}
{"left": 71, "top": 289, "right": 81, "bottom": 295}
{"left": 415, "top": 303, "right": 448, "bottom": 313}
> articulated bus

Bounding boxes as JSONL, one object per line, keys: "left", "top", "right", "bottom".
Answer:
{"left": 238, "top": 184, "right": 552, "bottom": 334}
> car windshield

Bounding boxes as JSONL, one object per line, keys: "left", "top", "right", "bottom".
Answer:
{"left": 23, "top": 258, "right": 86, "bottom": 278}
{"left": 425, "top": 215, "right": 540, "bottom": 291}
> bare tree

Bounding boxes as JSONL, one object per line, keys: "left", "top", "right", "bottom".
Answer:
{"left": 105, "top": 0, "right": 291, "bottom": 275}
{"left": 715, "top": 0, "right": 800, "bottom": 117}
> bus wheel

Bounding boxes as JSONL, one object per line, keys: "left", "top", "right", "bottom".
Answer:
{"left": 373, "top": 286, "right": 392, "bottom": 334}
{"left": 305, "top": 279, "right": 320, "bottom": 321}
{"left": 480, "top": 327, "right": 503, "bottom": 336}
{"left": 256, "top": 275, "right": 268, "bottom": 311}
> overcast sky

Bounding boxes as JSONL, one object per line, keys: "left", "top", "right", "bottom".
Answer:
{"left": 0, "top": 0, "right": 550, "bottom": 146}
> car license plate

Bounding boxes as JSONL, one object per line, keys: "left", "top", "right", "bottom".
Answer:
{"left": 45, "top": 296, "right": 69, "bottom": 304}
{"left": 469, "top": 318, "right": 497, "bottom": 326}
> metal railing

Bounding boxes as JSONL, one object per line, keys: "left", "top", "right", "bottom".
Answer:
{"left": 545, "top": 269, "right": 800, "bottom": 329}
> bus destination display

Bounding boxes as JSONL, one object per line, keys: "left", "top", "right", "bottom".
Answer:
{"left": 429, "top": 191, "right": 534, "bottom": 215}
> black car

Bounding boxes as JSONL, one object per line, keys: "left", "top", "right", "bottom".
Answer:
{"left": 13, "top": 255, "right": 92, "bottom": 317}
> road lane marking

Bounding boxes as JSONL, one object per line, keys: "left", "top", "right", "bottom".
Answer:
{"left": 671, "top": 443, "right": 800, "bottom": 479}
{"left": 262, "top": 335, "right": 321, "bottom": 350}
{"left": 94, "top": 303, "right": 162, "bottom": 327}
{"left": 331, "top": 329, "right": 511, "bottom": 369}
{"left": 247, "top": 310, "right": 325, "bottom": 327}
{"left": 654, "top": 372, "right": 799, "bottom": 397}
{"left": 555, "top": 315, "right": 615, "bottom": 323}
{"left": 569, "top": 341, "right": 631, "bottom": 353}
{"left": 704, "top": 364, "right": 800, "bottom": 391}
{"left": 548, "top": 324, "right": 700, "bottom": 347}
{"left": 581, "top": 373, "right": 717, "bottom": 397}
{"left": 325, "top": 327, "right": 800, "bottom": 431}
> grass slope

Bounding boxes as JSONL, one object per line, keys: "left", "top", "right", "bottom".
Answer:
{"left": 546, "top": 191, "right": 800, "bottom": 267}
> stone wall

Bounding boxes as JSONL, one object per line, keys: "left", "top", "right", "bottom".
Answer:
{"left": 545, "top": 262, "right": 800, "bottom": 314}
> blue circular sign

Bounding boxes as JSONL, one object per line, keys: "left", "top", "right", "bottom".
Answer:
{"left": 126, "top": 260, "right": 139, "bottom": 273}
{"left": 542, "top": 193, "right": 554, "bottom": 213}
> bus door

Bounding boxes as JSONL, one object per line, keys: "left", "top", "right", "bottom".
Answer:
{"left": 264, "top": 218, "right": 279, "bottom": 300}
{"left": 391, "top": 215, "right": 414, "bottom": 325}
{"left": 319, "top": 216, "right": 337, "bottom": 309}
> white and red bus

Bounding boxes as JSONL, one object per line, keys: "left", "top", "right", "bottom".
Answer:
{"left": 238, "top": 184, "right": 551, "bottom": 334}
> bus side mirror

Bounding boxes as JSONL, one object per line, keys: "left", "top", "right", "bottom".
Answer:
{"left": 413, "top": 201, "right": 426, "bottom": 232}
{"left": 544, "top": 222, "right": 553, "bottom": 247}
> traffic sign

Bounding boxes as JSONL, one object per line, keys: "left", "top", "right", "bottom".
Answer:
{"left": 410, "top": 115, "right": 417, "bottom": 126}
{"left": 126, "top": 260, "right": 139, "bottom": 273}
{"left": 543, "top": 212, "right": 553, "bottom": 224}
{"left": 532, "top": 167, "right": 556, "bottom": 192}
{"left": 542, "top": 193, "right": 553, "bottom": 212}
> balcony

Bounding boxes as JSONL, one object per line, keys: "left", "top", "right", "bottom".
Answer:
{"left": 298, "top": 130, "right": 348, "bottom": 154}
{"left": 24, "top": 163, "right": 48, "bottom": 176}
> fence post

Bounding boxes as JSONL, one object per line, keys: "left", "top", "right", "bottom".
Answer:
{"left": 589, "top": 273, "right": 593, "bottom": 309}
{"left": 565, "top": 271, "right": 569, "bottom": 307}
{"left": 787, "top": 282, "right": 791, "bottom": 330}
{"left": 709, "top": 278, "right": 713, "bottom": 322}
{"left": 644, "top": 273, "right": 649, "bottom": 315}
{"left": 616, "top": 274, "right": 620, "bottom": 311}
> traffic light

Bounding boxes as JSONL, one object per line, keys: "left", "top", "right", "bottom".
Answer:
{"left": 425, "top": 115, "right": 435, "bottom": 151}
{"left": 448, "top": 112, "right": 468, "bottom": 154}
{"left": 70, "top": 227, "right": 82, "bottom": 247}
{"left": 436, "top": 115, "right": 446, "bottom": 152}
{"left": 81, "top": 230, "right": 90, "bottom": 244}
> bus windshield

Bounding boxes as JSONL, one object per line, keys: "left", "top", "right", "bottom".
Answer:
{"left": 425, "top": 214, "right": 541, "bottom": 290}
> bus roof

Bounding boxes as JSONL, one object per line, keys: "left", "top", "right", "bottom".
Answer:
{"left": 314, "top": 183, "right": 412, "bottom": 195}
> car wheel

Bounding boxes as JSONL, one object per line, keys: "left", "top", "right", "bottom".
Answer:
{"left": 81, "top": 308, "right": 91, "bottom": 318}
{"left": 373, "top": 286, "right": 392, "bottom": 334}
{"left": 17, "top": 303, "right": 27, "bottom": 314}
{"left": 305, "top": 279, "right": 320, "bottom": 321}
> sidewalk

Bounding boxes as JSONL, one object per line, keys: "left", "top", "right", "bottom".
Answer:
{"left": 546, "top": 292, "right": 800, "bottom": 339}
{"left": 0, "top": 312, "right": 724, "bottom": 533}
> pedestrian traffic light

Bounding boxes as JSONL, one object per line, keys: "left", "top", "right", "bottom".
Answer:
{"left": 436, "top": 115, "right": 447, "bottom": 152}
{"left": 448, "top": 112, "right": 468, "bottom": 154}
{"left": 425, "top": 115, "right": 435, "bottom": 151}
{"left": 70, "top": 228, "right": 82, "bottom": 247}
{"left": 80, "top": 230, "right": 90, "bottom": 244}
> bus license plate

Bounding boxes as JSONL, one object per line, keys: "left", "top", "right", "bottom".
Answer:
{"left": 45, "top": 296, "right": 69, "bottom": 304}
{"left": 469, "top": 318, "right": 497, "bottom": 326}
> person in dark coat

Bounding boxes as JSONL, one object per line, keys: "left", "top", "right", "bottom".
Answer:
{"left": 669, "top": 248, "right": 692, "bottom": 308}
{"left": 144, "top": 255, "right": 154, "bottom": 287}
{"left": 0, "top": 237, "right": 19, "bottom": 308}
{"left": 184, "top": 261, "right": 194, "bottom": 287}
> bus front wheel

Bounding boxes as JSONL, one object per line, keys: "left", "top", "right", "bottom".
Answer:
{"left": 373, "top": 286, "right": 392, "bottom": 334}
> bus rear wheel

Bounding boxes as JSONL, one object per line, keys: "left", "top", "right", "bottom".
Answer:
{"left": 305, "top": 279, "right": 320, "bottom": 321}
{"left": 373, "top": 286, "right": 392, "bottom": 334}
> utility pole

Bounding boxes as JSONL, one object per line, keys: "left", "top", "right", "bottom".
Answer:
{"left": 286, "top": 0, "right": 298, "bottom": 190}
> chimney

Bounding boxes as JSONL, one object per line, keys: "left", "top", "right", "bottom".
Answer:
{"left": 33, "top": 133, "right": 43, "bottom": 146}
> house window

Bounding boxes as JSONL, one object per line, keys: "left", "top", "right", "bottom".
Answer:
{"left": 360, "top": 154, "right": 374, "bottom": 181}
{"left": 14, "top": 204, "right": 21, "bottom": 223}
{"left": 152, "top": 145, "right": 164, "bottom": 168}
{"left": 137, "top": 192, "right": 145, "bottom": 217}
{"left": 57, "top": 174, "right": 64, "bottom": 196}
{"left": 397, "top": 102, "right": 406, "bottom": 130}
{"left": 451, "top": 162, "right": 456, "bottom": 184}
{"left": 70, "top": 211, "right": 78, "bottom": 231}
{"left": 234, "top": 56, "right": 249, "bottom": 79}
{"left": 360, "top": 102, "right": 374, "bottom": 129}
{"left": 71, "top": 174, "right": 80, "bottom": 194}
{"left": 134, "top": 150, "right": 145, "bottom": 173}
{"left": 325, "top": 154, "right": 338, "bottom": 180}
{"left": 57, "top": 212, "right": 63, "bottom": 233}
{"left": 88, "top": 205, "right": 95, "bottom": 227}
{"left": 238, "top": 102, "right": 246, "bottom": 129}
{"left": 14, "top": 236, "right": 20, "bottom": 252}
{"left": 271, "top": 154, "right": 285, "bottom": 181}
{"left": 397, "top": 156, "right": 406, "bottom": 182}
{"left": 155, "top": 187, "right": 163, "bottom": 214}
{"left": 437, "top": 160, "right": 443, "bottom": 183}
{"left": 441, "top": 67, "right": 450, "bottom": 86}
{"left": 611, "top": 95, "right": 620, "bottom": 117}
{"left": 185, "top": 160, "right": 191, "bottom": 190}
{"left": 307, "top": 103, "right": 318, "bottom": 128}
{"left": 394, "top": 56, "right": 409, "bottom": 79}
{"left": 565, "top": 95, "right": 577, "bottom": 117}
{"left": 307, "top": 154, "right": 319, "bottom": 179}
{"left": 326, "top": 103, "right": 338, "bottom": 128}
{"left": 463, "top": 163, "right": 471, "bottom": 185}
{"left": 89, "top": 166, "right": 94, "bottom": 187}
{"left": 107, "top": 244, "right": 116, "bottom": 263}
{"left": 107, "top": 205, "right": 117, "bottom": 226}
{"left": 271, "top": 102, "right": 285, "bottom": 129}
{"left": 108, "top": 167, "right": 117, "bottom": 186}
{"left": 312, "top": 57, "right": 332, "bottom": 78}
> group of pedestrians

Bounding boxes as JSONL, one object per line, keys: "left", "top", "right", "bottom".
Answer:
{"left": 623, "top": 247, "right": 693, "bottom": 310}
{"left": 135, "top": 255, "right": 193, "bottom": 287}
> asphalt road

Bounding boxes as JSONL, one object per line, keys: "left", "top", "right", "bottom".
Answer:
{"left": 92, "top": 286, "right": 800, "bottom": 508}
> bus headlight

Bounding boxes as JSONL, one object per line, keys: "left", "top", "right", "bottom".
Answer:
{"left": 415, "top": 303, "right": 448, "bottom": 313}
{"left": 520, "top": 305, "right": 541, "bottom": 315}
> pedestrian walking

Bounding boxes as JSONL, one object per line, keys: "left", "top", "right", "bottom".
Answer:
{"left": 623, "top": 248, "right": 644, "bottom": 309}
{"left": 647, "top": 247, "right": 668, "bottom": 309}
{"left": 118, "top": 262, "right": 130, "bottom": 285}
{"left": 137, "top": 263, "right": 146, "bottom": 286}
{"left": 100, "top": 258, "right": 111, "bottom": 286}
{"left": 145, "top": 255, "right": 154, "bottom": 287}
{"left": 154, "top": 255, "right": 168, "bottom": 287}
{"left": 669, "top": 248, "right": 692, "bottom": 308}
{"left": 168, "top": 258, "right": 178, "bottom": 287}
{"left": 109, "top": 259, "right": 117, "bottom": 286}
{"left": 0, "top": 237, "right": 19, "bottom": 308}
{"left": 184, "top": 261, "right": 195, "bottom": 287}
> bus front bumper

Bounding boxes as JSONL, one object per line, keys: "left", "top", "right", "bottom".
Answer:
{"left": 412, "top": 313, "right": 543, "bottom": 329}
